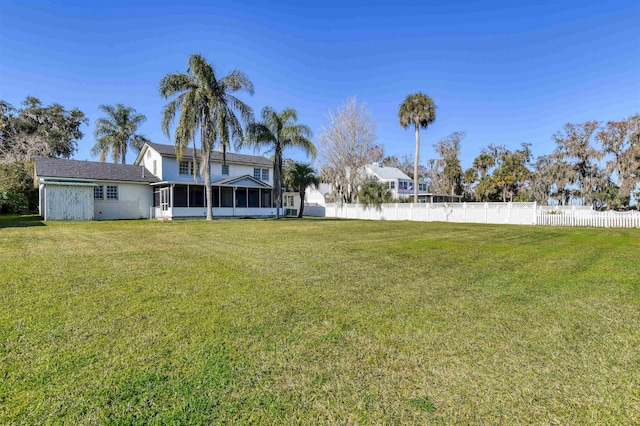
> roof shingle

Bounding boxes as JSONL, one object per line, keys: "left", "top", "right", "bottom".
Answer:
{"left": 146, "top": 142, "right": 272, "bottom": 167}
{"left": 35, "top": 157, "right": 160, "bottom": 183}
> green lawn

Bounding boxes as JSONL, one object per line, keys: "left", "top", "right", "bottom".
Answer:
{"left": 1, "top": 216, "right": 639, "bottom": 424}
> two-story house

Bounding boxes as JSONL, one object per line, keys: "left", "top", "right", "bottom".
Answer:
{"left": 35, "top": 142, "right": 277, "bottom": 220}
{"left": 365, "top": 163, "right": 462, "bottom": 203}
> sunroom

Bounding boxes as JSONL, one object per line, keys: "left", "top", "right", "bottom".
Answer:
{"left": 151, "top": 175, "right": 278, "bottom": 219}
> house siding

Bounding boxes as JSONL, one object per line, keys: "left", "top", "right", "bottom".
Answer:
{"left": 158, "top": 156, "right": 273, "bottom": 186}
{"left": 93, "top": 181, "right": 153, "bottom": 220}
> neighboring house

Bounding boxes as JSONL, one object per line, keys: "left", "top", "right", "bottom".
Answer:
{"left": 282, "top": 183, "right": 332, "bottom": 216}
{"left": 282, "top": 164, "right": 462, "bottom": 216}
{"left": 35, "top": 142, "right": 278, "bottom": 220}
{"left": 365, "top": 163, "right": 462, "bottom": 203}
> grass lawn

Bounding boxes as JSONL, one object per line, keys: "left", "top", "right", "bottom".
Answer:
{"left": 1, "top": 216, "right": 639, "bottom": 424}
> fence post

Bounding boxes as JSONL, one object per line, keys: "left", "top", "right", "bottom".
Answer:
{"left": 484, "top": 202, "right": 488, "bottom": 224}
{"left": 463, "top": 202, "right": 467, "bottom": 223}
{"left": 533, "top": 201, "right": 537, "bottom": 225}
{"left": 395, "top": 203, "right": 398, "bottom": 221}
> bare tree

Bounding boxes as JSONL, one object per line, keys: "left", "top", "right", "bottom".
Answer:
{"left": 382, "top": 153, "right": 426, "bottom": 178}
{"left": 428, "top": 131, "right": 465, "bottom": 195}
{"left": 318, "top": 97, "right": 378, "bottom": 203}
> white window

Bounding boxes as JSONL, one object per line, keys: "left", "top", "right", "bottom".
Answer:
{"left": 106, "top": 185, "right": 118, "bottom": 200}
{"left": 261, "top": 169, "right": 269, "bottom": 181}
{"left": 253, "top": 168, "right": 261, "bottom": 179}
{"left": 179, "top": 161, "right": 192, "bottom": 175}
{"left": 153, "top": 160, "right": 157, "bottom": 176}
{"left": 94, "top": 185, "right": 103, "bottom": 199}
{"left": 222, "top": 164, "right": 229, "bottom": 175}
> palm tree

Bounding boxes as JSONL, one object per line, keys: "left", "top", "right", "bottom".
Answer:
{"left": 398, "top": 93, "right": 437, "bottom": 202}
{"left": 159, "top": 54, "right": 254, "bottom": 220}
{"left": 92, "top": 104, "right": 149, "bottom": 164}
{"left": 243, "top": 107, "right": 315, "bottom": 218}
{"left": 359, "top": 179, "right": 392, "bottom": 211}
{"left": 473, "top": 153, "right": 496, "bottom": 178}
{"left": 288, "top": 162, "right": 320, "bottom": 218}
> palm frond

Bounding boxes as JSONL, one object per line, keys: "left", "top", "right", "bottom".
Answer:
{"left": 159, "top": 73, "right": 196, "bottom": 98}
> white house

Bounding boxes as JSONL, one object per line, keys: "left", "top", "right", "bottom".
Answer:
{"left": 282, "top": 183, "right": 332, "bottom": 216}
{"left": 281, "top": 164, "right": 462, "bottom": 216}
{"left": 35, "top": 142, "right": 278, "bottom": 220}
{"left": 365, "top": 163, "right": 462, "bottom": 203}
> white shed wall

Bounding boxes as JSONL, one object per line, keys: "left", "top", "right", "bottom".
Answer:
{"left": 43, "top": 185, "right": 94, "bottom": 221}
{"left": 94, "top": 182, "right": 152, "bottom": 220}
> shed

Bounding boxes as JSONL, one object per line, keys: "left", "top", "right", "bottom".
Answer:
{"left": 41, "top": 181, "right": 95, "bottom": 220}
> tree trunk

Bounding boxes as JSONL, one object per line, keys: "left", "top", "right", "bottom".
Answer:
{"left": 298, "top": 190, "right": 305, "bottom": 218}
{"left": 414, "top": 124, "right": 420, "bottom": 203}
{"left": 203, "top": 146, "right": 213, "bottom": 221}
{"left": 274, "top": 147, "right": 282, "bottom": 219}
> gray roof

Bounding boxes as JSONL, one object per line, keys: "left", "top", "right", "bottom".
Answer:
{"left": 35, "top": 157, "right": 160, "bottom": 183}
{"left": 146, "top": 142, "right": 272, "bottom": 167}
{"left": 366, "top": 164, "right": 411, "bottom": 180}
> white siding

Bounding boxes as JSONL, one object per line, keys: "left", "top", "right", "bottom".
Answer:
{"left": 93, "top": 182, "right": 153, "bottom": 220}
{"left": 159, "top": 156, "right": 273, "bottom": 185}
{"left": 43, "top": 184, "right": 94, "bottom": 221}
{"left": 138, "top": 147, "right": 163, "bottom": 179}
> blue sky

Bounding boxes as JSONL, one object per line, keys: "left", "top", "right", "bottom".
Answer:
{"left": 1, "top": 0, "right": 638, "bottom": 169}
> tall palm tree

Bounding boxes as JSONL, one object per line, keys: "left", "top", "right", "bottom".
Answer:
{"left": 159, "top": 54, "right": 254, "bottom": 221}
{"left": 243, "top": 107, "right": 315, "bottom": 218}
{"left": 398, "top": 93, "right": 437, "bottom": 202}
{"left": 92, "top": 104, "right": 149, "bottom": 164}
{"left": 289, "top": 162, "right": 319, "bottom": 218}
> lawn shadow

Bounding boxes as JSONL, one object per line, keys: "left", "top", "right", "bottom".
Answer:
{"left": 0, "top": 215, "right": 47, "bottom": 229}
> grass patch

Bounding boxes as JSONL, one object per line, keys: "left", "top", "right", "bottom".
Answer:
{"left": 1, "top": 216, "right": 639, "bottom": 424}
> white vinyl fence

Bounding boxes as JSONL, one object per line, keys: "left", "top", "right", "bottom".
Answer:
{"left": 314, "top": 202, "right": 640, "bottom": 229}
{"left": 537, "top": 208, "right": 640, "bottom": 228}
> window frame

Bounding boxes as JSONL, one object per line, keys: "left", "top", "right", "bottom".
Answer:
{"left": 106, "top": 185, "right": 118, "bottom": 200}
{"left": 222, "top": 164, "right": 229, "bottom": 176}
{"left": 93, "top": 185, "right": 104, "bottom": 200}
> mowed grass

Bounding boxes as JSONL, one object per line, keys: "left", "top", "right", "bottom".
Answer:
{"left": 1, "top": 216, "right": 639, "bottom": 425}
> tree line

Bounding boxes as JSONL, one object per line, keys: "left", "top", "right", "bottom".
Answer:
{"left": 1, "top": 52, "right": 637, "bottom": 214}
{"left": 422, "top": 117, "right": 639, "bottom": 209}
{"left": 316, "top": 95, "right": 639, "bottom": 210}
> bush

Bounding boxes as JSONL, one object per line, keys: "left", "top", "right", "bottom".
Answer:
{"left": 0, "top": 190, "right": 29, "bottom": 214}
{"left": 0, "top": 161, "right": 38, "bottom": 213}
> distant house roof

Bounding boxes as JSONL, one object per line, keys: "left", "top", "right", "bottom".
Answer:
{"left": 366, "top": 164, "right": 411, "bottom": 180}
{"left": 144, "top": 142, "right": 272, "bottom": 167}
{"left": 35, "top": 157, "right": 160, "bottom": 183}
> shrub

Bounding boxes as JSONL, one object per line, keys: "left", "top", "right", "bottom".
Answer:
{"left": 0, "top": 190, "right": 29, "bottom": 214}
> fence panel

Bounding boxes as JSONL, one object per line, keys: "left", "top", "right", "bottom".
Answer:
{"left": 321, "top": 202, "right": 639, "bottom": 229}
